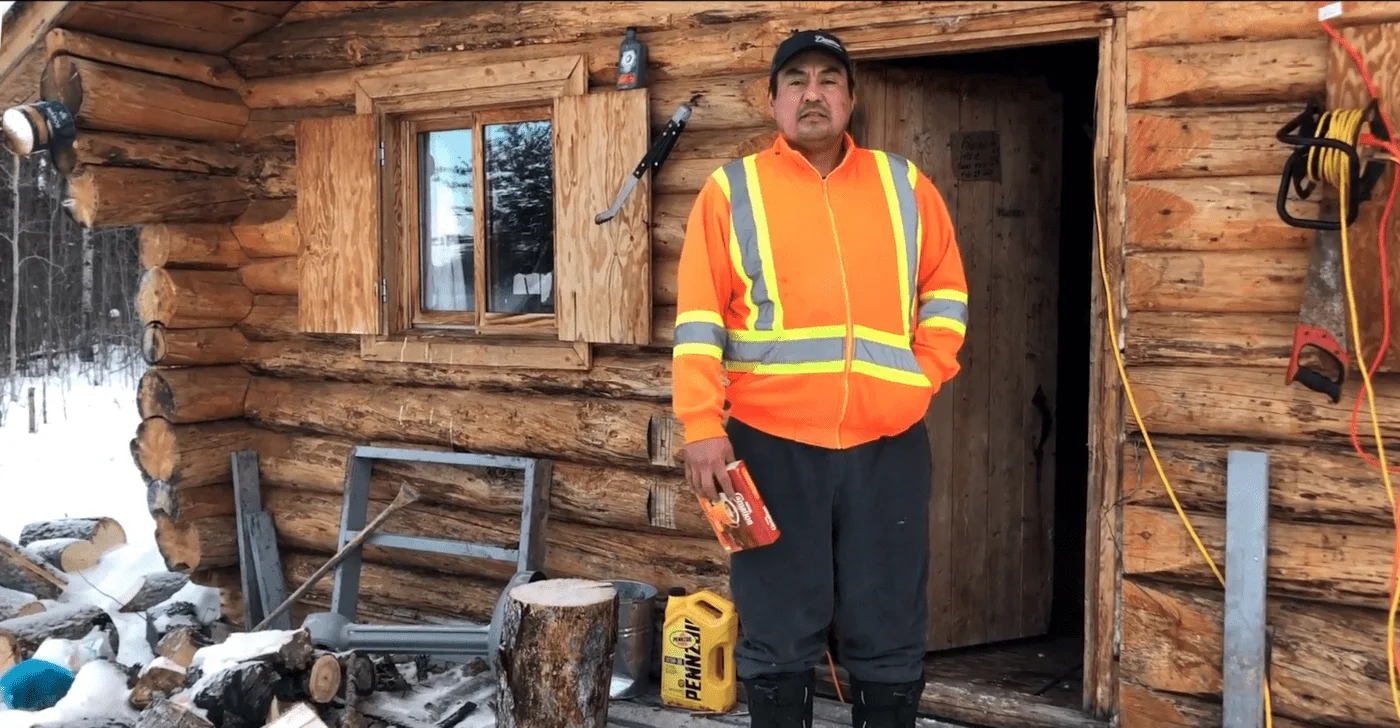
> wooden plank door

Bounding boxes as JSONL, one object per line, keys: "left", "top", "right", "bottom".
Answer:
{"left": 852, "top": 64, "right": 1064, "bottom": 651}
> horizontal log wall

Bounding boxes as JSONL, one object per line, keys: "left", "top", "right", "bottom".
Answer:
{"left": 1118, "top": 4, "right": 1400, "bottom": 725}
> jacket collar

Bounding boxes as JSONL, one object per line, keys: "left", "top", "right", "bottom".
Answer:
{"left": 768, "top": 131, "right": 861, "bottom": 179}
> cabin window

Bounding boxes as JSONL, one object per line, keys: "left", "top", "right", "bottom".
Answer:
{"left": 291, "top": 54, "right": 654, "bottom": 369}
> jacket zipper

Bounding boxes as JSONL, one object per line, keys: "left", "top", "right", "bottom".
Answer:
{"left": 821, "top": 180, "right": 853, "bottom": 449}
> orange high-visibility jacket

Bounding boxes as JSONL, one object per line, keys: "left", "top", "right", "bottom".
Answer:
{"left": 672, "top": 132, "right": 969, "bottom": 450}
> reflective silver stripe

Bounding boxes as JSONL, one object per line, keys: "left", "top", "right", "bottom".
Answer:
{"left": 722, "top": 160, "right": 775, "bottom": 330}
{"left": 853, "top": 338, "right": 923, "bottom": 375}
{"left": 725, "top": 337, "right": 845, "bottom": 364}
{"left": 673, "top": 321, "right": 727, "bottom": 349}
{"left": 918, "top": 298, "right": 968, "bottom": 326}
{"left": 885, "top": 153, "right": 920, "bottom": 308}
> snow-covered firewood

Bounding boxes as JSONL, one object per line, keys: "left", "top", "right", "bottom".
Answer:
{"left": 129, "top": 656, "right": 188, "bottom": 709}
{"left": 20, "top": 516, "right": 127, "bottom": 554}
{"left": 190, "top": 659, "right": 283, "bottom": 728}
{"left": 32, "top": 624, "right": 117, "bottom": 672}
{"left": 135, "top": 696, "right": 214, "bottom": 728}
{"left": 0, "top": 584, "right": 44, "bottom": 620}
{"left": 156, "top": 625, "right": 207, "bottom": 668}
{"left": 118, "top": 571, "right": 190, "bottom": 612}
{"left": 0, "top": 532, "right": 67, "bottom": 599}
{"left": 24, "top": 537, "right": 101, "bottom": 573}
{"left": 265, "top": 701, "right": 330, "bottom": 728}
{"left": 0, "top": 602, "right": 116, "bottom": 665}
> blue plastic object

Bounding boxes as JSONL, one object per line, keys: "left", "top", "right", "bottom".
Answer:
{"left": 0, "top": 658, "right": 75, "bottom": 710}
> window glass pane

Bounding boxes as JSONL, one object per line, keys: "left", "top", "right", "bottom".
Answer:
{"left": 483, "top": 120, "right": 554, "bottom": 314}
{"left": 419, "top": 128, "right": 474, "bottom": 312}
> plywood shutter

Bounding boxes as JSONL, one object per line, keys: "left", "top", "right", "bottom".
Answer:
{"left": 295, "top": 115, "right": 382, "bottom": 335}
{"left": 553, "top": 88, "right": 652, "bottom": 344}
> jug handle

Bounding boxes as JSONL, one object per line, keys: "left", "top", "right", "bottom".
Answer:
{"left": 710, "top": 642, "right": 734, "bottom": 685}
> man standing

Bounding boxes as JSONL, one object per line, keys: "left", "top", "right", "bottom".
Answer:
{"left": 670, "top": 28, "right": 970, "bottom": 728}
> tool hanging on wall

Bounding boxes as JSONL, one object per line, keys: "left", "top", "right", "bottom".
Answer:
{"left": 595, "top": 98, "right": 695, "bottom": 224}
{"left": 1274, "top": 98, "right": 1392, "bottom": 401}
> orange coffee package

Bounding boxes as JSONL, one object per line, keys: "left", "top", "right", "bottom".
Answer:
{"left": 696, "top": 460, "right": 780, "bottom": 553}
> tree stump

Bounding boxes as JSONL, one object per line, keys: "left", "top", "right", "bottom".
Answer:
{"left": 494, "top": 578, "right": 617, "bottom": 728}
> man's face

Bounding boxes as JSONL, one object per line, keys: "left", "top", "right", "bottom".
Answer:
{"left": 769, "top": 50, "right": 854, "bottom": 148}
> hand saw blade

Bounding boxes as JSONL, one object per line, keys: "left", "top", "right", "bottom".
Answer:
{"left": 1286, "top": 226, "right": 1350, "bottom": 402}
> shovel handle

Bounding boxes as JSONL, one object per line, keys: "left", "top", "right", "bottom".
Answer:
{"left": 1286, "top": 324, "right": 1348, "bottom": 404}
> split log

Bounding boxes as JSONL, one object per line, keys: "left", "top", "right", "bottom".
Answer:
{"left": 1127, "top": 365, "right": 1400, "bottom": 445}
{"left": 0, "top": 533, "right": 68, "bottom": 599}
{"left": 259, "top": 486, "right": 728, "bottom": 597}
{"left": 0, "top": 603, "right": 114, "bottom": 664}
{"left": 230, "top": 199, "right": 298, "bottom": 258}
{"left": 129, "top": 656, "right": 188, "bottom": 709}
{"left": 54, "top": 131, "right": 247, "bottom": 180}
{"left": 156, "top": 625, "right": 207, "bottom": 669}
{"left": 1122, "top": 435, "right": 1399, "bottom": 527}
{"left": 19, "top": 516, "right": 126, "bottom": 553}
{"left": 1126, "top": 37, "right": 1327, "bottom": 108}
{"left": 45, "top": 27, "right": 242, "bottom": 89}
{"left": 1123, "top": 312, "right": 1293, "bottom": 367}
{"left": 24, "top": 538, "right": 100, "bottom": 573}
{"left": 303, "top": 654, "right": 341, "bottom": 704}
{"left": 1125, "top": 1, "right": 1400, "bottom": 47}
{"left": 236, "top": 295, "right": 299, "bottom": 341}
{"left": 137, "top": 365, "right": 250, "bottom": 424}
{"left": 140, "top": 225, "right": 246, "bottom": 271}
{"left": 118, "top": 571, "right": 191, "bottom": 612}
{"left": 1124, "top": 249, "right": 1306, "bottom": 313}
{"left": 132, "top": 417, "right": 258, "bottom": 489}
{"left": 239, "top": 257, "right": 297, "bottom": 295}
{"left": 65, "top": 166, "right": 250, "bottom": 227}
{"left": 190, "top": 627, "right": 315, "bottom": 675}
{"left": 1122, "top": 503, "right": 1394, "bottom": 609}
{"left": 148, "top": 481, "right": 235, "bottom": 522}
{"left": 42, "top": 55, "right": 248, "bottom": 141}
{"left": 494, "top": 578, "right": 616, "bottom": 728}
{"left": 0, "top": 585, "right": 43, "bottom": 621}
{"left": 135, "top": 697, "right": 215, "bottom": 728}
{"left": 242, "top": 376, "right": 671, "bottom": 468}
{"left": 142, "top": 324, "right": 248, "bottom": 366}
{"left": 253, "top": 430, "right": 708, "bottom": 536}
{"left": 1125, "top": 176, "right": 1312, "bottom": 251}
{"left": 188, "top": 630, "right": 317, "bottom": 727}
{"left": 1120, "top": 578, "right": 1395, "bottom": 726}
{"left": 191, "top": 660, "right": 283, "bottom": 728}
{"left": 138, "top": 268, "right": 254, "bottom": 329}
{"left": 155, "top": 514, "right": 238, "bottom": 571}
{"left": 1127, "top": 105, "right": 1299, "bottom": 180}
{"left": 267, "top": 703, "right": 329, "bottom": 728}
{"left": 242, "top": 337, "right": 673, "bottom": 400}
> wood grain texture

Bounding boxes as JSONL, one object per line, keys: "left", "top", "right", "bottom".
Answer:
{"left": 1119, "top": 578, "right": 1396, "bottom": 726}
{"left": 1123, "top": 311, "right": 1294, "bottom": 366}
{"left": 147, "top": 481, "right": 235, "bottom": 523}
{"left": 295, "top": 114, "right": 380, "bottom": 335}
{"left": 1117, "top": 681, "right": 1308, "bottom": 728}
{"left": 1327, "top": 22, "right": 1400, "bottom": 373}
{"left": 44, "top": 27, "right": 243, "bottom": 89}
{"left": 553, "top": 87, "right": 652, "bottom": 344}
{"left": 1126, "top": 176, "right": 1312, "bottom": 251}
{"left": 154, "top": 514, "right": 237, "bottom": 571}
{"left": 242, "top": 376, "right": 672, "bottom": 469}
{"left": 55, "top": 131, "right": 244, "bottom": 180}
{"left": 65, "top": 166, "right": 249, "bottom": 227}
{"left": 142, "top": 325, "right": 249, "bottom": 367}
{"left": 1127, "top": 106, "right": 1296, "bottom": 180}
{"left": 59, "top": 0, "right": 294, "bottom": 55}
{"left": 1126, "top": 37, "right": 1327, "bottom": 108}
{"left": 42, "top": 55, "right": 247, "bottom": 141}
{"left": 230, "top": 199, "right": 299, "bottom": 258}
{"left": 137, "top": 365, "right": 249, "bottom": 424}
{"left": 1125, "top": 1, "right": 1400, "bottom": 47}
{"left": 1124, "top": 249, "right": 1306, "bottom": 312}
{"left": 131, "top": 417, "right": 259, "bottom": 489}
{"left": 1126, "top": 365, "right": 1400, "bottom": 444}
{"left": 0, "top": 535, "right": 67, "bottom": 600}
{"left": 138, "top": 268, "right": 253, "bottom": 329}
{"left": 140, "top": 225, "right": 245, "bottom": 270}
{"left": 239, "top": 257, "right": 298, "bottom": 296}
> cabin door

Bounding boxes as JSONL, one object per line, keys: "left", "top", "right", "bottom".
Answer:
{"left": 851, "top": 63, "right": 1064, "bottom": 651}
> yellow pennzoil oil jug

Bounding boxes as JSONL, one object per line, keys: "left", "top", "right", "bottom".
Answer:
{"left": 659, "top": 587, "right": 738, "bottom": 713}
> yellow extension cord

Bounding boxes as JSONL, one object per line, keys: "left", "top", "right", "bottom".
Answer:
{"left": 1092, "top": 105, "right": 1399, "bottom": 725}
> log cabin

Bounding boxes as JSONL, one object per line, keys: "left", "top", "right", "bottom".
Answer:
{"left": 0, "top": 1, "right": 1398, "bottom": 726}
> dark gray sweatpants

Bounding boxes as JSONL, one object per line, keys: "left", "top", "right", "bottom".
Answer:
{"left": 725, "top": 416, "right": 932, "bottom": 685}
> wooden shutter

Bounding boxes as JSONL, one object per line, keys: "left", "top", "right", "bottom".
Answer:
{"left": 295, "top": 115, "right": 382, "bottom": 335}
{"left": 552, "top": 88, "right": 652, "bottom": 345}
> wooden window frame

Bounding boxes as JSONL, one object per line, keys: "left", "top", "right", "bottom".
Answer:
{"left": 354, "top": 55, "right": 592, "bottom": 370}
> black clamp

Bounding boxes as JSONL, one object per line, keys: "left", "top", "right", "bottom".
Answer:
{"left": 1275, "top": 98, "right": 1390, "bottom": 230}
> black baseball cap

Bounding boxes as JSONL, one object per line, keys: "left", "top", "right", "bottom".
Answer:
{"left": 769, "top": 29, "right": 854, "bottom": 95}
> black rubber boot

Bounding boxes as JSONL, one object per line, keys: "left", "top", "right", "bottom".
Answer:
{"left": 849, "top": 676, "right": 925, "bottom": 728}
{"left": 743, "top": 671, "right": 814, "bottom": 728}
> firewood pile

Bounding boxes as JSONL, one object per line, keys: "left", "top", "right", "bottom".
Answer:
{"left": 0, "top": 518, "right": 493, "bottom": 728}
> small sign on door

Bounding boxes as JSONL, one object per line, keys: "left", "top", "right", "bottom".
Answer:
{"left": 952, "top": 130, "right": 1001, "bottom": 182}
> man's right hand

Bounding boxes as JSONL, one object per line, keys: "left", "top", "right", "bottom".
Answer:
{"left": 684, "top": 436, "right": 736, "bottom": 502}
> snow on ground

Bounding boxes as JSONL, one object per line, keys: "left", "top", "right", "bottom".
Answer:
{"left": 0, "top": 371, "right": 221, "bottom": 727}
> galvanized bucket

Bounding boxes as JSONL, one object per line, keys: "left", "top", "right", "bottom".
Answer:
{"left": 610, "top": 579, "right": 658, "bottom": 699}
